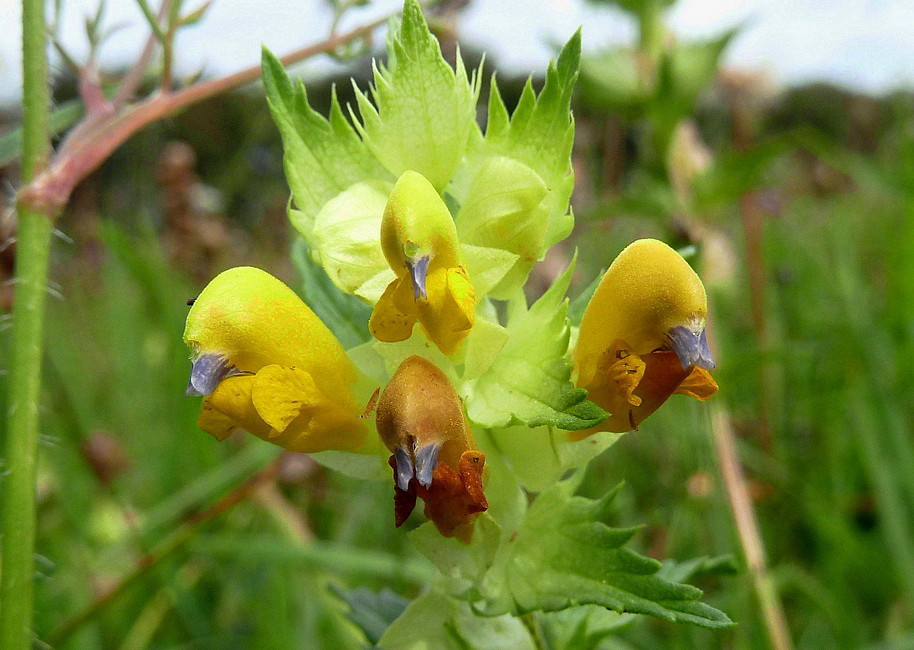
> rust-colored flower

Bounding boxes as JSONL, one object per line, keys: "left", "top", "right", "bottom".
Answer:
{"left": 376, "top": 355, "right": 488, "bottom": 542}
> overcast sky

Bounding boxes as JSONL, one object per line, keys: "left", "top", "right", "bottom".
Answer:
{"left": 1, "top": 0, "right": 913, "bottom": 105}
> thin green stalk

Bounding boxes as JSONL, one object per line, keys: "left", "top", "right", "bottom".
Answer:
{"left": 0, "top": 0, "right": 52, "bottom": 647}
{"left": 637, "top": 0, "right": 665, "bottom": 62}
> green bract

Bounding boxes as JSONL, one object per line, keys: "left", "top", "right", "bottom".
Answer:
{"left": 263, "top": 1, "right": 578, "bottom": 302}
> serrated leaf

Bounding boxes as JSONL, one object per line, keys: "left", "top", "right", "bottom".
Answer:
{"left": 650, "top": 29, "right": 738, "bottom": 143}
{"left": 464, "top": 255, "right": 609, "bottom": 431}
{"left": 462, "top": 317, "right": 509, "bottom": 381}
{"left": 578, "top": 47, "right": 650, "bottom": 118}
{"left": 477, "top": 476, "right": 734, "bottom": 629}
{"left": 378, "top": 585, "right": 535, "bottom": 650}
{"left": 460, "top": 243, "right": 520, "bottom": 298}
{"left": 455, "top": 156, "right": 550, "bottom": 297}
{"left": 350, "top": 0, "right": 480, "bottom": 192}
{"left": 661, "top": 28, "right": 738, "bottom": 111}
{"left": 331, "top": 585, "right": 410, "bottom": 645}
{"left": 262, "top": 48, "right": 389, "bottom": 239}
{"left": 535, "top": 605, "right": 636, "bottom": 649}
{"left": 490, "top": 425, "right": 622, "bottom": 493}
{"left": 657, "top": 555, "right": 739, "bottom": 584}
{"left": 480, "top": 31, "right": 580, "bottom": 251}
{"left": 410, "top": 515, "right": 504, "bottom": 589}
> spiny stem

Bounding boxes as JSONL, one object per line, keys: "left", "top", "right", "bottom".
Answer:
{"left": 0, "top": 0, "right": 52, "bottom": 647}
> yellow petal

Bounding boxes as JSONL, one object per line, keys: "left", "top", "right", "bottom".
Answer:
{"left": 251, "top": 364, "right": 322, "bottom": 434}
{"left": 269, "top": 407, "right": 367, "bottom": 454}
{"left": 205, "top": 375, "right": 273, "bottom": 440}
{"left": 418, "top": 266, "right": 475, "bottom": 356}
{"left": 369, "top": 277, "right": 417, "bottom": 343}
{"left": 197, "top": 397, "right": 239, "bottom": 441}
{"left": 184, "top": 266, "right": 359, "bottom": 407}
{"left": 380, "top": 171, "right": 462, "bottom": 271}
{"left": 574, "top": 239, "right": 708, "bottom": 388}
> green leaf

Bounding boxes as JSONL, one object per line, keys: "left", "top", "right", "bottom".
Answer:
{"left": 657, "top": 555, "right": 739, "bottom": 583}
{"left": 578, "top": 47, "right": 650, "bottom": 118}
{"left": 378, "top": 585, "right": 535, "bottom": 650}
{"left": 460, "top": 243, "right": 520, "bottom": 299}
{"left": 262, "top": 48, "right": 389, "bottom": 240}
{"left": 331, "top": 586, "right": 410, "bottom": 645}
{"left": 464, "top": 255, "right": 609, "bottom": 431}
{"left": 567, "top": 270, "right": 603, "bottom": 327}
{"left": 0, "top": 99, "right": 84, "bottom": 166}
{"left": 290, "top": 238, "right": 373, "bottom": 349}
{"left": 692, "top": 135, "right": 792, "bottom": 210}
{"left": 350, "top": 0, "right": 480, "bottom": 192}
{"left": 535, "top": 605, "right": 636, "bottom": 649}
{"left": 488, "top": 425, "right": 622, "bottom": 493}
{"left": 650, "top": 28, "right": 738, "bottom": 139}
{"left": 477, "top": 475, "right": 734, "bottom": 629}
{"left": 481, "top": 31, "right": 580, "bottom": 252}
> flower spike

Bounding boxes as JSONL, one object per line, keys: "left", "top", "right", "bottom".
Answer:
{"left": 376, "top": 355, "right": 488, "bottom": 543}
{"left": 370, "top": 171, "right": 476, "bottom": 356}
{"left": 183, "top": 266, "right": 367, "bottom": 453}
{"left": 573, "top": 239, "right": 719, "bottom": 436}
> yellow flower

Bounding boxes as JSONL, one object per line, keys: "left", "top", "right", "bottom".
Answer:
{"left": 375, "top": 355, "right": 488, "bottom": 543}
{"left": 184, "top": 266, "right": 367, "bottom": 452}
{"left": 369, "top": 171, "right": 476, "bottom": 356}
{"left": 573, "top": 239, "right": 718, "bottom": 436}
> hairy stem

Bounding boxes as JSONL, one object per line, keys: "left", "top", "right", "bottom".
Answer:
{"left": 0, "top": 0, "right": 52, "bottom": 647}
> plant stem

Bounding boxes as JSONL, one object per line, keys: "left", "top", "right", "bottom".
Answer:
{"left": 710, "top": 405, "right": 792, "bottom": 650}
{"left": 19, "top": 12, "right": 392, "bottom": 215}
{"left": 0, "top": 0, "right": 52, "bottom": 647}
